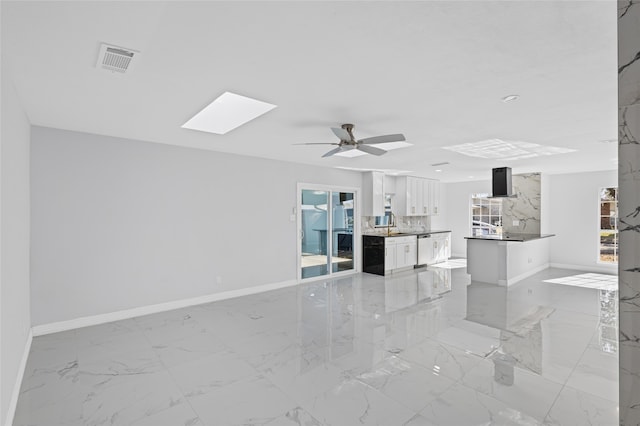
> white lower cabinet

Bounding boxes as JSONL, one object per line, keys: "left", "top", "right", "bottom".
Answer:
{"left": 444, "top": 232, "right": 451, "bottom": 258}
{"left": 396, "top": 238, "right": 417, "bottom": 269}
{"left": 385, "top": 236, "right": 417, "bottom": 271}
{"left": 384, "top": 239, "right": 397, "bottom": 271}
{"left": 434, "top": 232, "right": 451, "bottom": 263}
{"left": 418, "top": 232, "right": 451, "bottom": 265}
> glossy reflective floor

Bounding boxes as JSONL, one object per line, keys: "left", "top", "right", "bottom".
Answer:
{"left": 15, "top": 265, "right": 619, "bottom": 425}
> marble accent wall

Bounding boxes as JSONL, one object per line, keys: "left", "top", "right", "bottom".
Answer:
{"left": 361, "top": 215, "right": 430, "bottom": 235}
{"left": 502, "top": 173, "right": 541, "bottom": 234}
{"left": 618, "top": 1, "right": 640, "bottom": 424}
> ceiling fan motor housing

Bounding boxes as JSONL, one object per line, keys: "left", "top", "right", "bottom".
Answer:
{"left": 341, "top": 123, "right": 356, "bottom": 142}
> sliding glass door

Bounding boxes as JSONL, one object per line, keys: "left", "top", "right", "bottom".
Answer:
{"left": 299, "top": 185, "right": 357, "bottom": 280}
{"left": 331, "top": 191, "right": 354, "bottom": 273}
{"left": 300, "top": 189, "right": 329, "bottom": 279}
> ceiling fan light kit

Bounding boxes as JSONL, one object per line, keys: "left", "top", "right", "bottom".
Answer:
{"left": 297, "top": 123, "right": 407, "bottom": 158}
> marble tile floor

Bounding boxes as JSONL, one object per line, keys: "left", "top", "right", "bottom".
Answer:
{"left": 14, "top": 266, "right": 619, "bottom": 425}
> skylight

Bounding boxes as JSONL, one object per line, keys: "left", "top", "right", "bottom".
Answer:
{"left": 369, "top": 141, "right": 413, "bottom": 151}
{"left": 442, "top": 139, "right": 576, "bottom": 161}
{"left": 334, "top": 149, "right": 367, "bottom": 158}
{"left": 182, "top": 92, "right": 277, "bottom": 135}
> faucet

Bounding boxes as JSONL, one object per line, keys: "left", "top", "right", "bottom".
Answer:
{"left": 387, "top": 212, "right": 396, "bottom": 236}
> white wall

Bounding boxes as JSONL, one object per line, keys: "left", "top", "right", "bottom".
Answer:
{"left": 1, "top": 57, "right": 32, "bottom": 423}
{"left": 547, "top": 170, "right": 617, "bottom": 273}
{"left": 30, "top": 127, "right": 363, "bottom": 326}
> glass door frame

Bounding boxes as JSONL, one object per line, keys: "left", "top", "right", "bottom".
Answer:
{"left": 297, "top": 183, "right": 361, "bottom": 282}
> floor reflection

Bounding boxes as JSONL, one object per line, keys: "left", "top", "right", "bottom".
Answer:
{"left": 14, "top": 267, "right": 619, "bottom": 426}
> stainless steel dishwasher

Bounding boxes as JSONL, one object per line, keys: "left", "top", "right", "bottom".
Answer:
{"left": 417, "top": 234, "right": 432, "bottom": 265}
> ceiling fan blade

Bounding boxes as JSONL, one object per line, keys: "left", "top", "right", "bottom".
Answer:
{"left": 293, "top": 142, "right": 340, "bottom": 145}
{"left": 358, "top": 134, "right": 406, "bottom": 145}
{"left": 331, "top": 127, "right": 351, "bottom": 141}
{"left": 322, "top": 146, "right": 346, "bottom": 157}
{"left": 357, "top": 144, "right": 387, "bottom": 156}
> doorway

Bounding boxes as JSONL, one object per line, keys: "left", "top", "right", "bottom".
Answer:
{"left": 298, "top": 184, "right": 358, "bottom": 280}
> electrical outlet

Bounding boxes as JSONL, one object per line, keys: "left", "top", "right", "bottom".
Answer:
{"left": 512, "top": 220, "right": 520, "bottom": 226}
{"left": 216, "top": 276, "right": 222, "bottom": 285}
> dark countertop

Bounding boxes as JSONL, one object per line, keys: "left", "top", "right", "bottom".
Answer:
{"left": 364, "top": 230, "right": 451, "bottom": 238}
{"left": 465, "top": 233, "right": 555, "bottom": 242}
{"left": 414, "top": 230, "right": 451, "bottom": 236}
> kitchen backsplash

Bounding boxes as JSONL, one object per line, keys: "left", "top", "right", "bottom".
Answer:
{"left": 362, "top": 215, "right": 431, "bottom": 234}
{"left": 502, "top": 172, "right": 541, "bottom": 234}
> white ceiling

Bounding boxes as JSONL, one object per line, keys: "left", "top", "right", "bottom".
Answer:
{"left": 1, "top": 1, "right": 618, "bottom": 182}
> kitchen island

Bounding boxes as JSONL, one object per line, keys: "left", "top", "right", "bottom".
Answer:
{"left": 465, "top": 233, "right": 555, "bottom": 286}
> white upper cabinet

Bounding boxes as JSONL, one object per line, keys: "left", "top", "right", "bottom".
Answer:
{"left": 396, "top": 176, "right": 440, "bottom": 216}
{"left": 362, "top": 171, "right": 385, "bottom": 216}
{"left": 429, "top": 179, "right": 440, "bottom": 216}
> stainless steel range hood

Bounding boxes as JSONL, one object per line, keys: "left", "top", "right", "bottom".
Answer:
{"left": 490, "top": 167, "right": 516, "bottom": 198}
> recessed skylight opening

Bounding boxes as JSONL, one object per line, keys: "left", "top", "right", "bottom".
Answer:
{"left": 334, "top": 149, "right": 367, "bottom": 158}
{"left": 368, "top": 141, "right": 413, "bottom": 151}
{"left": 442, "top": 139, "right": 575, "bottom": 161}
{"left": 182, "top": 92, "right": 277, "bottom": 135}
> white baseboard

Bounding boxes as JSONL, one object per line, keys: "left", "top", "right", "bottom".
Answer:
{"left": 4, "top": 329, "right": 33, "bottom": 426}
{"left": 501, "top": 263, "right": 550, "bottom": 286}
{"left": 550, "top": 263, "right": 618, "bottom": 275}
{"left": 32, "top": 279, "right": 298, "bottom": 337}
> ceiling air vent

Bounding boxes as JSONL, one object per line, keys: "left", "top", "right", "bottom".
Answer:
{"left": 96, "top": 43, "right": 139, "bottom": 73}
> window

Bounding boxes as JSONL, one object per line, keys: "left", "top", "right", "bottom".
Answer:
{"left": 599, "top": 187, "right": 618, "bottom": 263}
{"left": 374, "top": 194, "right": 394, "bottom": 227}
{"left": 471, "top": 193, "right": 502, "bottom": 236}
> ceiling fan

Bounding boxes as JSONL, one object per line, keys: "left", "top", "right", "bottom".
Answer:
{"left": 297, "top": 124, "right": 406, "bottom": 158}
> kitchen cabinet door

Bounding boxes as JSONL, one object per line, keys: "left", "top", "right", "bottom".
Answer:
{"left": 430, "top": 180, "right": 440, "bottom": 215}
{"left": 407, "top": 177, "right": 418, "bottom": 216}
{"left": 396, "top": 176, "right": 424, "bottom": 217}
{"left": 393, "top": 237, "right": 417, "bottom": 269}
{"left": 438, "top": 237, "right": 447, "bottom": 262}
{"left": 363, "top": 171, "right": 385, "bottom": 216}
{"left": 415, "top": 178, "right": 425, "bottom": 216}
{"left": 421, "top": 179, "right": 431, "bottom": 215}
{"left": 432, "top": 233, "right": 451, "bottom": 263}
{"left": 444, "top": 233, "right": 451, "bottom": 258}
{"left": 385, "top": 239, "right": 397, "bottom": 270}
{"left": 406, "top": 240, "right": 417, "bottom": 266}
{"left": 395, "top": 243, "right": 408, "bottom": 268}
